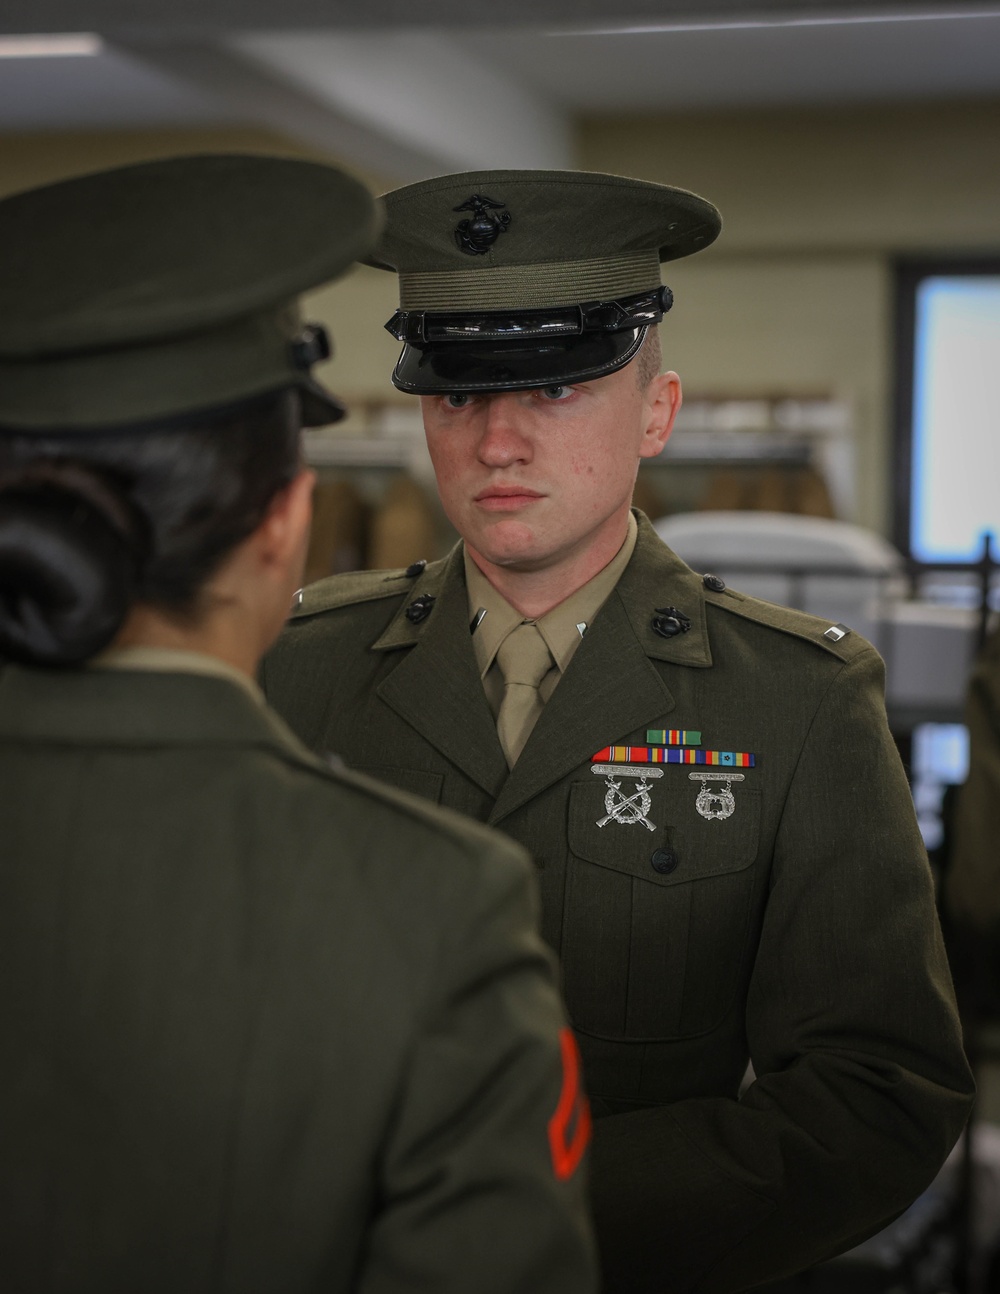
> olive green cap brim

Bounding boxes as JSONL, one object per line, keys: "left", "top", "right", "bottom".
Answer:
{"left": 0, "top": 154, "right": 380, "bottom": 432}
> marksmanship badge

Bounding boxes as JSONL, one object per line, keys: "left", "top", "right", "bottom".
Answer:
{"left": 592, "top": 764, "right": 664, "bottom": 832}
{"left": 689, "top": 772, "right": 745, "bottom": 821}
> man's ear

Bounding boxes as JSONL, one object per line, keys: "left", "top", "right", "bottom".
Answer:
{"left": 639, "top": 371, "right": 682, "bottom": 460}
{"left": 257, "top": 468, "right": 316, "bottom": 574}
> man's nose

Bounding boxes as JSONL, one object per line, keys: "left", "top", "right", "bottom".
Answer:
{"left": 477, "top": 395, "right": 533, "bottom": 467}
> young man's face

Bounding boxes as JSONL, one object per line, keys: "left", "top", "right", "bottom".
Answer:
{"left": 420, "top": 358, "right": 681, "bottom": 576}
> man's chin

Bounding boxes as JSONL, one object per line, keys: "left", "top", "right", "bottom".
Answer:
{"left": 466, "top": 528, "right": 551, "bottom": 574}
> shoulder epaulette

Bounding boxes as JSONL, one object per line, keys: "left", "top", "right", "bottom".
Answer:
{"left": 702, "top": 585, "right": 873, "bottom": 662}
{"left": 290, "top": 564, "right": 425, "bottom": 619}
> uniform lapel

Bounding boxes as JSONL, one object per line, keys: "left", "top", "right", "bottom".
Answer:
{"left": 489, "top": 516, "right": 712, "bottom": 827}
{"left": 374, "top": 548, "right": 509, "bottom": 800}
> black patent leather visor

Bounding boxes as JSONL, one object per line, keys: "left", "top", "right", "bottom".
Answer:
{"left": 391, "top": 326, "right": 648, "bottom": 394}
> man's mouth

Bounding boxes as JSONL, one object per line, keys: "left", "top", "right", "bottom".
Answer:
{"left": 474, "top": 485, "right": 545, "bottom": 510}
{"left": 470, "top": 486, "right": 543, "bottom": 499}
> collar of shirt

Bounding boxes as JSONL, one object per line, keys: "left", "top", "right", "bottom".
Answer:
{"left": 464, "top": 511, "right": 638, "bottom": 711}
{"left": 89, "top": 645, "right": 266, "bottom": 707}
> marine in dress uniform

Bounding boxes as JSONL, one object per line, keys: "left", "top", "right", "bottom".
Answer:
{"left": 0, "top": 157, "right": 596, "bottom": 1293}
{"left": 262, "top": 170, "right": 974, "bottom": 1293}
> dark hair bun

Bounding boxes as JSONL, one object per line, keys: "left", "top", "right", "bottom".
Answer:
{"left": 0, "top": 463, "right": 145, "bottom": 666}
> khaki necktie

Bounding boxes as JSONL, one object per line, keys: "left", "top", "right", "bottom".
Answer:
{"left": 496, "top": 622, "right": 554, "bottom": 768}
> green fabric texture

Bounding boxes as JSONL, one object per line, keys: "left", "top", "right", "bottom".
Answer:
{"left": 0, "top": 665, "right": 597, "bottom": 1293}
{"left": 264, "top": 514, "right": 974, "bottom": 1294}
{"left": 0, "top": 154, "right": 380, "bottom": 430}
{"left": 368, "top": 169, "right": 721, "bottom": 309}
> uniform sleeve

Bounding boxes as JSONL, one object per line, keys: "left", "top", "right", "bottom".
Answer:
{"left": 947, "top": 632, "right": 1000, "bottom": 936}
{"left": 357, "top": 839, "right": 598, "bottom": 1294}
{"left": 589, "top": 647, "right": 974, "bottom": 1294}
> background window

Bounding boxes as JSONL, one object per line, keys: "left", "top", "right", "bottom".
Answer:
{"left": 895, "top": 260, "right": 1000, "bottom": 565}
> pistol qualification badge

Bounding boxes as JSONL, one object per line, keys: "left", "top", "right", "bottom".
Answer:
{"left": 592, "top": 764, "right": 664, "bottom": 832}
{"left": 690, "top": 772, "right": 745, "bottom": 821}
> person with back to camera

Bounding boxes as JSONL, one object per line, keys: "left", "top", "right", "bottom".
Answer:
{"left": 0, "top": 155, "right": 597, "bottom": 1294}
{"left": 262, "top": 169, "right": 976, "bottom": 1293}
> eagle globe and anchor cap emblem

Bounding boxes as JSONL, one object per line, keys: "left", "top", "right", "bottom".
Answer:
{"left": 453, "top": 193, "right": 511, "bottom": 255}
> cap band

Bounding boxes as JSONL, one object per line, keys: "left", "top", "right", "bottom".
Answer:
{"left": 0, "top": 304, "right": 328, "bottom": 431}
{"left": 399, "top": 250, "right": 661, "bottom": 311}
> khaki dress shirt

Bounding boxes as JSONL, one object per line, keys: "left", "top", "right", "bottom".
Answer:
{"left": 465, "top": 512, "right": 638, "bottom": 727}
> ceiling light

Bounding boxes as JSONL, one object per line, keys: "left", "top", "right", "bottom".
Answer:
{"left": 564, "top": 9, "right": 1000, "bottom": 36}
{"left": 0, "top": 33, "right": 103, "bottom": 58}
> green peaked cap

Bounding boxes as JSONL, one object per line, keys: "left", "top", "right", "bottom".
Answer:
{"left": 366, "top": 168, "right": 721, "bottom": 393}
{"left": 0, "top": 154, "right": 381, "bottom": 432}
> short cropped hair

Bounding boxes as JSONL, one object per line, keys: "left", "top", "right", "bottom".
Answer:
{"left": 634, "top": 327, "right": 662, "bottom": 391}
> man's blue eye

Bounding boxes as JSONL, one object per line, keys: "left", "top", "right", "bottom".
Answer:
{"left": 446, "top": 394, "right": 471, "bottom": 408}
{"left": 542, "top": 385, "right": 570, "bottom": 400}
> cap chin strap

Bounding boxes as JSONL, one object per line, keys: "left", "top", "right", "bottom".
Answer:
{"left": 385, "top": 286, "right": 673, "bottom": 345}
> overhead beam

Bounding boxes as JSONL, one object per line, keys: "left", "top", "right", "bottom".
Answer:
{"left": 120, "top": 35, "right": 571, "bottom": 182}
{"left": 231, "top": 30, "right": 571, "bottom": 174}
{"left": 117, "top": 40, "right": 443, "bottom": 182}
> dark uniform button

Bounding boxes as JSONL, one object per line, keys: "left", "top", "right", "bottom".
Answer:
{"left": 703, "top": 573, "right": 726, "bottom": 592}
{"left": 405, "top": 559, "right": 427, "bottom": 577}
{"left": 651, "top": 606, "right": 691, "bottom": 638}
{"left": 404, "top": 594, "right": 436, "bottom": 624}
{"left": 289, "top": 322, "right": 331, "bottom": 369}
{"left": 651, "top": 847, "right": 679, "bottom": 874}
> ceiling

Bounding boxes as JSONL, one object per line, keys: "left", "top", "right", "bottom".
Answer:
{"left": 1, "top": 1, "right": 999, "bottom": 181}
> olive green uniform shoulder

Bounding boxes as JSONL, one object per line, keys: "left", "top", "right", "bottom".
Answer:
{"left": 702, "top": 583, "right": 874, "bottom": 664}
{"left": 290, "top": 556, "right": 447, "bottom": 621}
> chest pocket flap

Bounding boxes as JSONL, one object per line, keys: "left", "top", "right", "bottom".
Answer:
{"left": 563, "top": 774, "right": 761, "bottom": 1042}
{"left": 569, "top": 773, "right": 759, "bottom": 887}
